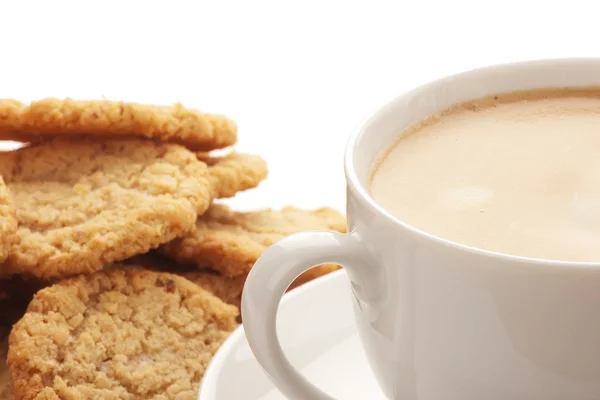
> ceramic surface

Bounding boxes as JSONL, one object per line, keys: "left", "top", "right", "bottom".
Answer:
{"left": 242, "top": 59, "right": 600, "bottom": 400}
{"left": 199, "top": 270, "right": 384, "bottom": 399}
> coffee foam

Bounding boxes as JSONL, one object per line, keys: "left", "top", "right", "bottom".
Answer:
{"left": 370, "top": 88, "right": 600, "bottom": 262}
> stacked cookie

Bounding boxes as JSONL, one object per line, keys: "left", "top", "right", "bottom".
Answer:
{"left": 0, "top": 99, "right": 345, "bottom": 400}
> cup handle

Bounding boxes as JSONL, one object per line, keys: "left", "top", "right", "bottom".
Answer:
{"left": 242, "top": 230, "right": 375, "bottom": 400}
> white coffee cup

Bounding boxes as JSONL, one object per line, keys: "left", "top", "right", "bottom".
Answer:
{"left": 241, "top": 58, "right": 600, "bottom": 400}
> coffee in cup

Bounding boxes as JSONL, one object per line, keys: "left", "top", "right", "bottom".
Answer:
{"left": 370, "top": 88, "right": 600, "bottom": 262}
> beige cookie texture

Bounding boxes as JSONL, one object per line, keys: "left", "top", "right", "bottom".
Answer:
{"left": 182, "top": 270, "right": 246, "bottom": 310}
{"left": 159, "top": 203, "right": 346, "bottom": 277}
{"left": 124, "top": 253, "right": 337, "bottom": 313}
{"left": 0, "top": 327, "right": 14, "bottom": 400}
{"left": 8, "top": 268, "right": 238, "bottom": 400}
{"left": 0, "top": 176, "right": 18, "bottom": 264}
{"left": 0, "top": 138, "right": 212, "bottom": 279}
{"left": 0, "top": 98, "right": 237, "bottom": 151}
{"left": 182, "top": 265, "right": 340, "bottom": 311}
{"left": 199, "top": 152, "right": 268, "bottom": 199}
{"left": 118, "top": 254, "right": 246, "bottom": 310}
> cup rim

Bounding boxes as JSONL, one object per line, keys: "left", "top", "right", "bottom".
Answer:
{"left": 344, "top": 57, "right": 600, "bottom": 270}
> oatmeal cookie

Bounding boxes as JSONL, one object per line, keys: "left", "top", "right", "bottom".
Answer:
{"left": 124, "top": 253, "right": 337, "bottom": 313}
{"left": 0, "top": 177, "right": 17, "bottom": 264}
{"left": 198, "top": 152, "right": 268, "bottom": 199}
{"left": 8, "top": 268, "right": 238, "bottom": 400}
{"left": 0, "top": 139, "right": 211, "bottom": 279}
{"left": 0, "top": 98, "right": 237, "bottom": 151}
{"left": 119, "top": 254, "right": 245, "bottom": 309}
{"left": 181, "top": 270, "right": 246, "bottom": 310}
{"left": 182, "top": 266, "right": 340, "bottom": 314}
{"left": 159, "top": 203, "right": 346, "bottom": 277}
{"left": 0, "top": 327, "right": 14, "bottom": 400}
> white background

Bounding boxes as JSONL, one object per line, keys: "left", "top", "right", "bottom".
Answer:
{"left": 0, "top": 0, "right": 598, "bottom": 213}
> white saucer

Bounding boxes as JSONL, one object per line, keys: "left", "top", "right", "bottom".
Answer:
{"left": 199, "top": 269, "right": 385, "bottom": 399}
